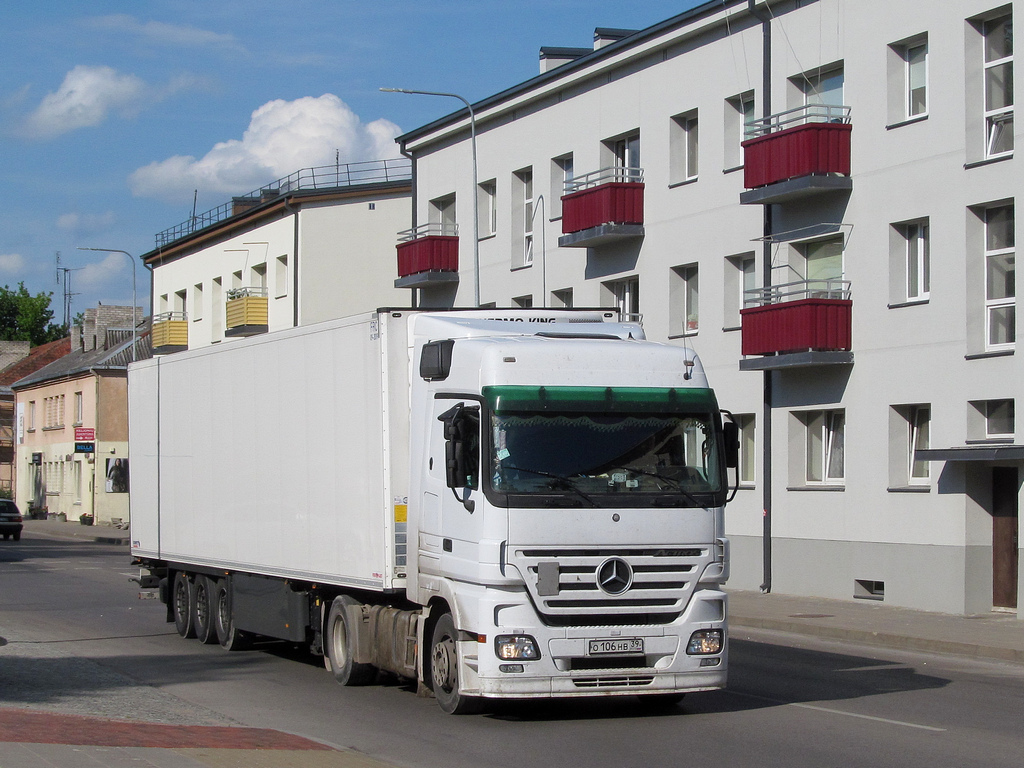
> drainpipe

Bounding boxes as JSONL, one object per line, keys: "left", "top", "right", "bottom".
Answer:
{"left": 398, "top": 141, "right": 418, "bottom": 309}
{"left": 749, "top": 0, "right": 773, "bottom": 593}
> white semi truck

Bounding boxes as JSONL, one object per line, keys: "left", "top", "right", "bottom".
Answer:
{"left": 129, "top": 308, "right": 737, "bottom": 713}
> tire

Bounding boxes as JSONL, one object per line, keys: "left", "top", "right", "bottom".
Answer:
{"left": 213, "top": 579, "right": 250, "bottom": 651}
{"left": 2, "top": 534, "right": 9, "bottom": 541}
{"left": 325, "top": 595, "right": 376, "bottom": 686}
{"left": 192, "top": 576, "right": 218, "bottom": 644}
{"left": 428, "top": 613, "right": 481, "bottom": 714}
{"left": 12, "top": 532, "right": 20, "bottom": 542}
{"left": 213, "top": 579, "right": 249, "bottom": 650}
{"left": 172, "top": 571, "right": 196, "bottom": 639}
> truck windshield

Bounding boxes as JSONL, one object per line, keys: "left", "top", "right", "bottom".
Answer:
{"left": 483, "top": 386, "right": 724, "bottom": 508}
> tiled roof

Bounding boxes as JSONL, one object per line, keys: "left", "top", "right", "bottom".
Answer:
{"left": 0, "top": 338, "right": 72, "bottom": 387}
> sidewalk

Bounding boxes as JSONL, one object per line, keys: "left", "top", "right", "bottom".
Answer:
{"left": 19, "top": 517, "right": 131, "bottom": 546}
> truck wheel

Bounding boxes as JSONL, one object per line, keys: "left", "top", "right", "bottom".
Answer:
{"left": 172, "top": 572, "right": 196, "bottom": 639}
{"left": 192, "top": 576, "right": 218, "bottom": 644}
{"left": 326, "top": 596, "right": 376, "bottom": 686}
{"left": 429, "top": 613, "right": 480, "bottom": 714}
{"left": 12, "top": 532, "right": 19, "bottom": 541}
{"left": 213, "top": 580, "right": 250, "bottom": 651}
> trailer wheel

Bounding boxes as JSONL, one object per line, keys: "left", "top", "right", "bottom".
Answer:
{"left": 428, "top": 613, "right": 480, "bottom": 714}
{"left": 172, "top": 572, "right": 196, "bottom": 639}
{"left": 326, "top": 596, "right": 376, "bottom": 686}
{"left": 193, "top": 576, "right": 218, "bottom": 644}
{"left": 213, "top": 579, "right": 250, "bottom": 651}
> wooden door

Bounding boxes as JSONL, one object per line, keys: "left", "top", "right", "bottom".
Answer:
{"left": 991, "top": 467, "right": 1019, "bottom": 610}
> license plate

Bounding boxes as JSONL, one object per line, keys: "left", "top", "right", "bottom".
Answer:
{"left": 588, "top": 638, "right": 644, "bottom": 655}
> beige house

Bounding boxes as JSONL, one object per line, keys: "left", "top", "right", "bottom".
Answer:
{"left": 13, "top": 306, "right": 146, "bottom": 525}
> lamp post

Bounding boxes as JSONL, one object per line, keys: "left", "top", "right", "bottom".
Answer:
{"left": 380, "top": 87, "right": 480, "bottom": 306}
{"left": 77, "top": 247, "right": 138, "bottom": 362}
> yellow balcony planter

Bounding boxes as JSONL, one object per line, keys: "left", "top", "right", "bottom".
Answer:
{"left": 225, "top": 289, "right": 269, "bottom": 337}
{"left": 152, "top": 313, "right": 188, "bottom": 353}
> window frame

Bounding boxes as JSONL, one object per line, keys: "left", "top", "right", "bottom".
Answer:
{"left": 804, "top": 409, "right": 846, "bottom": 485}
{"left": 983, "top": 13, "right": 1014, "bottom": 159}
{"left": 984, "top": 203, "right": 1015, "bottom": 351}
{"left": 669, "top": 110, "right": 699, "bottom": 184}
{"left": 905, "top": 41, "right": 929, "bottom": 119}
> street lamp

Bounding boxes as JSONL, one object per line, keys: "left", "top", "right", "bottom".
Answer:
{"left": 77, "top": 247, "right": 138, "bottom": 362}
{"left": 380, "top": 87, "right": 480, "bottom": 306}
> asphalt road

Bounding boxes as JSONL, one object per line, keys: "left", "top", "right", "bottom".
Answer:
{"left": 2, "top": 531, "right": 1023, "bottom": 768}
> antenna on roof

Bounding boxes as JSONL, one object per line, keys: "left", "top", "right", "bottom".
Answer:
{"left": 54, "top": 252, "right": 81, "bottom": 332}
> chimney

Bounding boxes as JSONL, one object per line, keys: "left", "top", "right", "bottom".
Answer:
{"left": 539, "top": 46, "right": 591, "bottom": 73}
{"left": 593, "top": 28, "right": 638, "bottom": 49}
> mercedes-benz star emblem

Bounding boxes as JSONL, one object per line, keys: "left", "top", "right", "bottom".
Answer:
{"left": 597, "top": 557, "right": 633, "bottom": 595}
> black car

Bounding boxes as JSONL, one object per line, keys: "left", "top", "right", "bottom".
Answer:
{"left": 0, "top": 499, "right": 23, "bottom": 541}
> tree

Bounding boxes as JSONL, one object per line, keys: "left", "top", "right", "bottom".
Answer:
{"left": 0, "top": 283, "right": 67, "bottom": 346}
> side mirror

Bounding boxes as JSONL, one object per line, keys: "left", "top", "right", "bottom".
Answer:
{"left": 722, "top": 420, "right": 739, "bottom": 470}
{"left": 437, "top": 404, "right": 480, "bottom": 505}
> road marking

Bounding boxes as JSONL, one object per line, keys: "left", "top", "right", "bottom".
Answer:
{"left": 731, "top": 690, "right": 947, "bottom": 732}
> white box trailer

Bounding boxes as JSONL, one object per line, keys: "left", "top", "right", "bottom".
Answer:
{"left": 130, "top": 308, "right": 737, "bottom": 713}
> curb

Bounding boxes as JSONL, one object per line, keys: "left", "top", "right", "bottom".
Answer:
{"left": 731, "top": 614, "right": 1024, "bottom": 665}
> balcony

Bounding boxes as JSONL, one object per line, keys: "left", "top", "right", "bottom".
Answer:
{"left": 558, "top": 167, "right": 645, "bottom": 248}
{"left": 225, "top": 287, "right": 268, "bottom": 338}
{"left": 151, "top": 312, "right": 188, "bottom": 354}
{"left": 740, "top": 104, "right": 853, "bottom": 205}
{"left": 394, "top": 223, "right": 460, "bottom": 289}
{"left": 739, "top": 279, "right": 853, "bottom": 371}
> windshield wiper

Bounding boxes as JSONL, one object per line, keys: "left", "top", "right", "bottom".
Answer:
{"left": 500, "top": 465, "right": 599, "bottom": 507}
{"left": 618, "top": 467, "right": 707, "bottom": 508}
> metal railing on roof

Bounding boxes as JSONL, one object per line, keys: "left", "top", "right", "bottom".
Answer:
{"left": 744, "top": 278, "right": 851, "bottom": 307}
{"left": 744, "top": 104, "right": 852, "bottom": 139}
{"left": 155, "top": 158, "right": 412, "bottom": 248}
{"left": 563, "top": 166, "right": 644, "bottom": 194}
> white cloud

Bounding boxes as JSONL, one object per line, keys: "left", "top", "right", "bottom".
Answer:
{"left": 130, "top": 95, "right": 402, "bottom": 203}
{"left": 24, "top": 65, "right": 147, "bottom": 138}
{"left": 57, "top": 211, "right": 117, "bottom": 234}
{"left": 89, "top": 14, "right": 244, "bottom": 52}
{"left": 0, "top": 253, "right": 26, "bottom": 275}
{"left": 77, "top": 252, "right": 131, "bottom": 289}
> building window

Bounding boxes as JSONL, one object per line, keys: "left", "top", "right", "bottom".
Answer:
{"left": 43, "top": 394, "right": 65, "bottom": 430}
{"left": 27, "top": 400, "right": 35, "bottom": 431}
{"left": 603, "top": 276, "right": 639, "bottom": 320}
{"left": 984, "top": 12, "right": 1013, "bottom": 158}
{"left": 725, "top": 91, "right": 755, "bottom": 168}
{"left": 275, "top": 256, "right": 288, "bottom": 298}
{"left": 797, "top": 65, "right": 845, "bottom": 108}
{"left": 174, "top": 289, "right": 186, "bottom": 315}
{"left": 796, "top": 236, "right": 845, "bottom": 295}
{"left": 513, "top": 295, "right": 533, "bottom": 309}
{"left": 735, "top": 413, "right": 756, "bottom": 486}
{"left": 985, "top": 203, "right": 1015, "bottom": 350}
{"left": 512, "top": 168, "right": 534, "bottom": 269}
{"left": 888, "top": 36, "right": 929, "bottom": 125}
{"left": 889, "top": 404, "right": 931, "bottom": 488}
{"left": 609, "top": 131, "right": 641, "bottom": 170}
{"left": 725, "top": 253, "right": 756, "bottom": 328}
{"left": 891, "top": 220, "right": 931, "bottom": 302}
{"left": 987, "top": 399, "right": 1015, "bottom": 437}
{"left": 478, "top": 180, "right": 497, "bottom": 237}
{"left": 251, "top": 263, "right": 267, "bottom": 292}
{"left": 670, "top": 110, "right": 698, "bottom": 184}
{"left": 551, "top": 154, "right": 573, "bottom": 218}
{"left": 192, "top": 282, "right": 204, "bottom": 321}
{"left": 670, "top": 264, "right": 699, "bottom": 335}
{"left": 551, "top": 288, "right": 573, "bottom": 308}
{"left": 906, "top": 42, "right": 929, "bottom": 118}
{"left": 909, "top": 405, "right": 931, "bottom": 482}
{"left": 802, "top": 409, "right": 845, "bottom": 484}
{"left": 74, "top": 391, "right": 83, "bottom": 426}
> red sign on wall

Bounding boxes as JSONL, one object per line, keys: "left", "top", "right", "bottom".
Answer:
{"left": 75, "top": 427, "right": 95, "bottom": 441}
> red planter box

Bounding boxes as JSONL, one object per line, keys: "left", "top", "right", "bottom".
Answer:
{"left": 561, "top": 183, "right": 645, "bottom": 234}
{"left": 741, "top": 122, "right": 852, "bottom": 189}
{"left": 396, "top": 236, "right": 458, "bottom": 278}
{"left": 740, "top": 298, "right": 852, "bottom": 356}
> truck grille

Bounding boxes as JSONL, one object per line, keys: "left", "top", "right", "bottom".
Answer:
{"left": 513, "top": 547, "right": 708, "bottom": 623}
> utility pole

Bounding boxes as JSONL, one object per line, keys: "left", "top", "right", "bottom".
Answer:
{"left": 55, "top": 252, "right": 81, "bottom": 331}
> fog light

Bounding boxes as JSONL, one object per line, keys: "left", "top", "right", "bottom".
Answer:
{"left": 700, "top": 657, "right": 721, "bottom": 667}
{"left": 499, "top": 664, "right": 525, "bottom": 673}
{"left": 495, "top": 634, "right": 540, "bottom": 661}
{"left": 687, "top": 629, "right": 723, "bottom": 655}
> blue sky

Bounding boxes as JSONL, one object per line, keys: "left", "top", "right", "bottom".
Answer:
{"left": 2, "top": 1, "right": 703, "bottom": 325}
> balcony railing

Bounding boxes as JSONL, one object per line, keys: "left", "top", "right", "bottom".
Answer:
{"left": 559, "top": 166, "right": 645, "bottom": 245}
{"left": 151, "top": 311, "right": 188, "bottom": 354}
{"left": 741, "top": 105, "right": 852, "bottom": 194}
{"left": 396, "top": 223, "right": 459, "bottom": 284}
{"left": 225, "top": 287, "right": 269, "bottom": 337}
{"left": 741, "top": 278, "right": 853, "bottom": 359}
{"left": 155, "top": 158, "right": 412, "bottom": 248}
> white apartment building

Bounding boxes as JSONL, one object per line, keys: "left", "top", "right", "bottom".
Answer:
{"left": 392, "top": 0, "right": 1021, "bottom": 616}
{"left": 141, "top": 160, "right": 412, "bottom": 351}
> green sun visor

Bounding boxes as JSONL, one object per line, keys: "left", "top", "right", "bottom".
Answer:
{"left": 483, "top": 385, "right": 719, "bottom": 414}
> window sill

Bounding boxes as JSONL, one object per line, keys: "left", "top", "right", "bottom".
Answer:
{"left": 722, "top": 325, "right": 741, "bottom": 333}
{"left": 787, "top": 485, "right": 845, "bottom": 492}
{"left": 42, "top": 426, "right": 65, "bottom": 432}
{"left": 887, "top": 485, "right": 932, "bottom": 493}
{"left": 722, "top": 164, "right": 744, "bottom": 175}
{"left": 966, "top": 437, "right": 1015, "bottom": 445}
{"left": 964, "top": 153, "right": 1013, "bottom": 170}
{"left": 965, "top": 349, "right": 1014, "bottom": 360}
{"left": 478, "top": 233, "right": 496, "bottom": 242}
{"left": 510, "top": 263, "right": 533, "bottom": 273}
{"left": 668, "top": 331, "right": 699, "bottom": 339}
{"left": 885, "top": 114, "right": 928, "bottom": 130}
{"left": 668, "top": 177, "right": 699, "bottom": 189}
{"left": 887, "top": 298, "right": 929, "bottom": 309}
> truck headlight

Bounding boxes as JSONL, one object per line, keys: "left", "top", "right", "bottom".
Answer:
{"left": 495, "top": 634, "right": 540, "bottom": 661}
{"left": 686, "top": 629, "right": 723, "bottom": 655}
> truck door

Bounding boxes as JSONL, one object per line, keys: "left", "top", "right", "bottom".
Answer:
{"left": 420, "top": 398, "right": 484, "bottom": 580}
